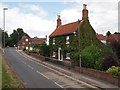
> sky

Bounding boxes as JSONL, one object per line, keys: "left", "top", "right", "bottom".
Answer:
{"left": 0, "top": 0, "right": 119, "bottom": 39}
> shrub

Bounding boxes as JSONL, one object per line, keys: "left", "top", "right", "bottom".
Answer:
{"left": 23, "top": 48, "right": 26, "bottom": 51}
{"left": 74, "top": 52, "right": 79, "bottom": 66}
{"left": 102, "top": 55, "right": 119, "bottom": 70}
{"left": 39, "top": 43, "right": 50, "bottom": 57}
{"left": 80, "top": 44, "right": 103, "bottom": 70}
{"left": 106, "top": 66, "right": 120, "bottom": 76}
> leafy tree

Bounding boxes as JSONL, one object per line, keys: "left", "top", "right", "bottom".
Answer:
{"left": 39, "top": 42, "right": 50, "bottom": 57}
{"left": 114, "top": 32, "right": 120, "bottom": 34}
{"left": 8, "top": 28, "right": 30, "bottom": 47}
{"left": 102, "top": 55, "right": 119, "bottom": 70}
{"left": 110, "top": 41, "right": 120, "bottom": 60}
{"left": 106, "top": 31, "right": 111, "bottom": 37}
{"left": 0, "top": 28, "right": 9, "bottom": 47}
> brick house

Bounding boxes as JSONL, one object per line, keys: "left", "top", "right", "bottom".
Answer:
{"left": 18, "top": 35, "right": 47, "bottom": 50}
{"left": 106, "top": 34, "right": 120, "bottom": 44}
{"left": 17, "top": 35, "right": 32, "bottom": 50}
{"left": 31, "top": 36, "right": 47, "bottom": 45}
{"left": 96, "top": 34, "right": 107, "bottom": 44}
{"left": 49, "top": 4, "right": 99, "bottom": 61}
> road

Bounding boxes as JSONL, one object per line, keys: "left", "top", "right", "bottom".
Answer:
{"left": 4, "top": 47, "right": 97, "bottom": 89}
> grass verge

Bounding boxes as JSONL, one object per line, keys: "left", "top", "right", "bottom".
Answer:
{"left": 2, "top": 55, "right": 25, "bottom": 88}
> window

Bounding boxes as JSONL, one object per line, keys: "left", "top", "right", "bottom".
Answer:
{"left": 30, "top": 47, "right": 33, "bottom": 50}
{"left": 26, "top": 47, "right": 28, "bottom": 50}
{"left": 29, "top": 42, "right": 31, "bottom": 44}
{"left": 26, "top": 39, "right": 28, "bottom": 42}
{"left": 66, "top": 53, "right": 70, "bottom": 59}
{"left": 52, "top": 51, "right": 56, "bottom": 57}
{"left": 22, "top": 42, "right": 25, "bottom": 45}
{"left": 66, "top": 36, "right": 69, "bottom": 44}
{"left": 53, "top": 38, "right": 55, "bottom": 45}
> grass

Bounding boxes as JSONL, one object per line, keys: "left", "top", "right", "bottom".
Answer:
{"left": 2, "top": 55, "right": 25, "bottom": 88}
{"left": 2, "top": 65, "right": 12, "bottom": 88}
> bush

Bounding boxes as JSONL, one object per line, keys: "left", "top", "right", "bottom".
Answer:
{"left": 80, "top": 44, "right": 103, "bottom": 70}
{"left": 23, "top": 48, "right": 26, "bottom": 51}
{"left": 103, "top": 55, "right": 119, "bottom": 70}
{"left": 106, "top": 66, "right": 120, "bottom": 76}
{"left": 74, "top": 52, "right": 79, "bottom": 66}
{"left": 39, "top": 43, "right": 50, "bottom": 57}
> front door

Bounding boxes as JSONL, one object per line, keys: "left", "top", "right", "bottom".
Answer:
{"left": 58, "top": 48, "right": 63, "bottom": 61}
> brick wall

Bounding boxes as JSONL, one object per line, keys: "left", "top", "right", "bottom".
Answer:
{"left": 24, "top": 51, "right": 45, "bottom": 61}
{"left": 75, "top": 66, "right": 119, "bottom": 86}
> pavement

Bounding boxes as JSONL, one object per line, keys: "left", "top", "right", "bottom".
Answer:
{"left": 4, "top": 47, "right": 119, "bottom": 89}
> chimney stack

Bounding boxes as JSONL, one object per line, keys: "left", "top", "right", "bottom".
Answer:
{"left": 57, "top": 15, "right": 61, "bottom": 28}
{"left": 82, "top": 4, "right": 88, "bottom": 20}
{"left": 45, "top": 35, "right": 47, "bottom": 40}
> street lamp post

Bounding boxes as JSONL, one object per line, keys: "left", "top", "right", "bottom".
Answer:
{"left": 3, "top": 8, "right": 8, "bottom": 48}
{"left": 78, "top": 19, "right": 84, "bottom": 73}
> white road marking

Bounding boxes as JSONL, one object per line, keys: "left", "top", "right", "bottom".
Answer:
{"left": 54, "top": 82, "right": 63, "bottom": 88}
{"left": 27, "top": 65, "right": 34, "bottom": 70}
{"left": 36, "top": 71, "right": 49, "bottom": 80}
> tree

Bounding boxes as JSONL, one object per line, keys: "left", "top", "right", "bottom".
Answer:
{"left": 114, "top": 32, "right": 120, "bottom": 34}
{"left": 106, "top": 31, "right": 111, "bottom": 37}
{"left": 8, "top": 28, "right": 30, "bottom": 47}
{"left": 0, "top": 28, "right": 9, "bottom": 47}
{"left": 39, "top": 42, "right": 50, "bottom": 57}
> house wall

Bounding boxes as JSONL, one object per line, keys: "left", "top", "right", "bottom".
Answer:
{"left": 49, "top": 20, "right": 102, "bottom": 62}
{"left": 18, "top": 37, "right": 32, "bottom": 50}
{"left": 49, "top": 34, "right": 75, "bottom": 61}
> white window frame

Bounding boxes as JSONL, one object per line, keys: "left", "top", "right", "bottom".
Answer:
{"left": 66, "top": 36, "right": 70, "bottom": 44}
{"left": 26, "top": 47, "right": 28, "bottom": 50}
{"left": 26, "top": 39, "right": 28, "bottom": 42}
{"left": 52, "top": 51, "right": 56, "bottom": 57}
{"left": 30, "top": 47, "right": 33, "bottom": 50}
{"left": 53, "top": 38, "right": 55, "bottom": 45}
{"left": 66, "top": 53, "right": 70, "bottom": 59}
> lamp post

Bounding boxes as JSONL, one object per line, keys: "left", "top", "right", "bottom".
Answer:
{"left": 3, "top": 8, "right": 8, "bottom": 48}
{"left": 78, "top": 19, "right": 84, "bottom": 73}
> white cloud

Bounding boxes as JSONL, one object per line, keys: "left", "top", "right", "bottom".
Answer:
{"left": 0, "top": 3, "right": 55, "bottom": 39}
{"left": 19, "top": 4, "right": 48, "bottom": 17}
{"left": 59, "top": 1, "right": 119, "bottom": 35}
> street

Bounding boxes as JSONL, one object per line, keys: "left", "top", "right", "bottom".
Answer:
{"left": 4, "top": 47, "right": 97, "bottom": 89}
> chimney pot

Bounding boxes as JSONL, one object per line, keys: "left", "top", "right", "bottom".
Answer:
{"left": 83, "top": 4, "right": 87, "bottom": 10}
{"left": 57, "top": 15, "right": 60, "bottom": 19}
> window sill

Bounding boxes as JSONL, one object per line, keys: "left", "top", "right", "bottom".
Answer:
{"left": 66, "top": 57, "right": 70, "bottom": 60}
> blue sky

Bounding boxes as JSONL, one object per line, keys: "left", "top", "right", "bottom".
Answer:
{"left": 3, "top": 2, "right": 76, "bottom": 20}
{"left": 0, "top": 0, "right": 119, "bottom": 39}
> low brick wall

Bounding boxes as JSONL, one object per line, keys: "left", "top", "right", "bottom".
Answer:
{"left": 75, "top": 66, "right": 119, "bottom": 86}
{"left": 24, "top": 51, "right": 45, "bottom": 61}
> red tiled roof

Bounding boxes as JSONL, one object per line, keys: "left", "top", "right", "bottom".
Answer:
{"left": 96, "top": 34, "right": 107, "bottom": 40}
{"left": 34, "top": 41, "right": 44, "bottom": 44}
{"left": 107, "top": 34, "right": 120, "bottom": 42}
{"left": 49, "top": 21, "right": 81, "bottom": 37}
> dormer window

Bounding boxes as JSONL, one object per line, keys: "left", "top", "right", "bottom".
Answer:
{"left": 53, "top": 38, "right": 55, "bottom": 45}
{"left": 66, "top": 36, "right": 69, "bottom": 44}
